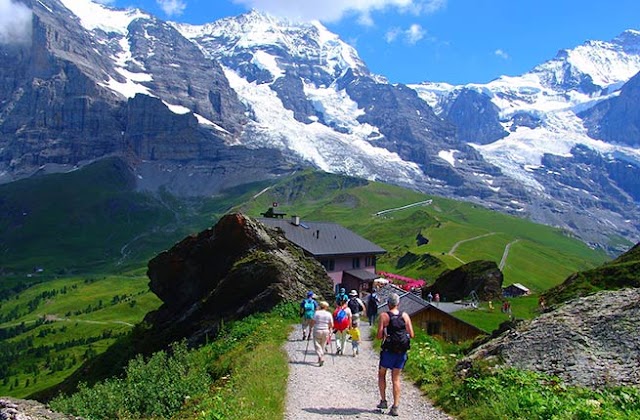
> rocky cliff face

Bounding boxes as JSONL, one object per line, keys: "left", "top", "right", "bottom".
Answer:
{"left": 145, "top": 213, "right": 334, "bottom": 344}
{"left": 1, "top": 0, "right": 639, "bottom": 251}
{"left": 581, "top": 70, "right": 640, "bottom": 147}
{"left": 443, "top": 88, "right": 508, "bottom": 145}
{"left": 460, "top": 288, "right": 640, "bottom": 388}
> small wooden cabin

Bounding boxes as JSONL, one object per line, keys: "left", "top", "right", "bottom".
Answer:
{"left": 378, "top": 285, "right": 486, "bottom": 342}
{"left": 503, "top": 283, "right": 530, "bottom": 297}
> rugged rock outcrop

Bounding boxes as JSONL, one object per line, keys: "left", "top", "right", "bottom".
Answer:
{"left": 581, "top": 70, "right": 640, "bottom": 147}
{"left": 459, "top": 288, "right": 640, "bottom": 388}
{"left": 145, "top": 212, "right": 334, "bottom": 344}
{"left": 0, "top": 398, "right": 81, "bottom": 420}
{"left": 424, "top": 260, "right": 503, "bottom": 301}
{"left": 444, "top": 88, "right": 508, "bottom": 145}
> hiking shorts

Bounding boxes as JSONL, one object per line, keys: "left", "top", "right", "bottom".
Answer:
{"left": 379, "top": 349, "right": 408, "bottom": 370}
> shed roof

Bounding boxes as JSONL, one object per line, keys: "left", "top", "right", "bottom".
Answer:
{"left": 507, "top": 283, "right": 530, "bottom": 292}
{"left": 258, "top": 218, "right": 386, "bottom": 257}
{"left": 344, "top": 269, "right": 380, "bottom": 281}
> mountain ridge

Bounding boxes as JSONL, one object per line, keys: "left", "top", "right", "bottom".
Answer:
{"left": 0, "top": 0, "right": 638, "bottom": 252}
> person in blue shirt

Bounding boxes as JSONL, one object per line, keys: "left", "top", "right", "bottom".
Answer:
{"left": 335, "top": 287, "right": 348, "bottom": 306}
{"left": 300, "top": 291, "right": 318, "bottom": 340}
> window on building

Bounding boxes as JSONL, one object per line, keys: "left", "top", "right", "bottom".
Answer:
{"left": 365, "top": 256, "right": 376, "bottom": 267}
{"left": 320, "top": 259, "right": 335, "bottom": 271}
{"left": 352, "top": 257, "right": 360, "bottom": 269}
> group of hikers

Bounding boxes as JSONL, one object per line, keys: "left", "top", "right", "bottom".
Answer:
{"left": 299, "top": 287, "right": 415, "bottom": 417}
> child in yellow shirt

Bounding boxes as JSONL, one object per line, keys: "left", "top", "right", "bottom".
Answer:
{"left": 349, "top": 320, "right": 361, "bottom": 356}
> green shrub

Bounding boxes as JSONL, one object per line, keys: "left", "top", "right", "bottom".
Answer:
{"left": 404, "top": 333, "right": 640, "bottom": 419}
{"left": 50, "top": 341, "right": 211, "bottom": 419}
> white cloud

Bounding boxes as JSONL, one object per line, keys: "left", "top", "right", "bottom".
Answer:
{"left": 495, "top": 48, "right": 509, "bottom": 60}
{"left": 406, "top": 23, "right": 425, "bottom": 44}
{"left": 94, "top": 0, "right": 115, "bottom": 4}
{"left": 157, "top": 0, "right": 186, "bottom": 17}
{"left": 385, "top": 27, "right": 400, "bottom": 43}
{"left": 232, "top": 0, "right": 446, "bottom": 23}
{"left": 386, "top": 24, "right": 426, "bottom": 45}
{"left": 0, "top": 0, "right": 32, "bottom": 45}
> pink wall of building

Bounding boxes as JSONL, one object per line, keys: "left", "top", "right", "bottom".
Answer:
{"left": 325, "top": 255, "right": 377, "bottom": 289}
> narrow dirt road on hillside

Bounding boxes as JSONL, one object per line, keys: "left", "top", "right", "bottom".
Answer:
{"left": 283, "top": 323, "right": 454, "bottom": 419}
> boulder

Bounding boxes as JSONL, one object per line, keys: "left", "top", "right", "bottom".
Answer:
{"left": 145, "top": 213, "right": 335, "bottom": 343}
{"left": 424, "top": 260, "right": 503, "bottom": 301}
{"left": 459, "top": 288, "right": 640, "bottom": 388}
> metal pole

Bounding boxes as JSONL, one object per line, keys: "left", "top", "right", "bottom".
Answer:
{"left": 303, "top": 331, "right": 312, "bottom": 363}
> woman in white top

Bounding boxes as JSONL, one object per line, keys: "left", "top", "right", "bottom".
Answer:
{"left": 311, "top": 301, "right": 334, "bottom": 366}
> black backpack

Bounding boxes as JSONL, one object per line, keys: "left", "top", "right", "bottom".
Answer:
{"left": 348, "top": 297, "right": 362, "bottom": 314}
{"left": 382, "top": 311, "right": 410, "bottom": 353}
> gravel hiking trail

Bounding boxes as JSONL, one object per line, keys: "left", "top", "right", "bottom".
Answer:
{"left": 283, "top": 323, "right": 454, "bottom": 419}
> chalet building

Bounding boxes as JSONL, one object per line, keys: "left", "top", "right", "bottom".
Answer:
{"left": 258, "top": 212, "right": 386, "bottom": 292}
{"left": 503, "top": 283, "right": 531, "bottom": 297}
{"left": 377, "top": 285, "right": 486, "bottom": 342}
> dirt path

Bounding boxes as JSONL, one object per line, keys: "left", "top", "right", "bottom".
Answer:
{"left": 283, "top": 323, "right": 454, "bottom": 419}
{"left": 499, "top": 239, "right": 520, "bottom": 270}
{"left": 447, "top": 232, "right": 497, "bottom": 263}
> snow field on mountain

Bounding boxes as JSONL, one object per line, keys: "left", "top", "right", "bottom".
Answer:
{"left": 224, "top": 67, "right": 424, "bottom": 182}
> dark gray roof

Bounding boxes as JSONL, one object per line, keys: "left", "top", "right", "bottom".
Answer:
{"left": 344, "top": 269, "right": 380, "bottom": 281}
{"left": 376, "top": 284, "right": 468, "bottom": 315}
{"left": 258, "top": 218, "right": 386, "bottom": 257}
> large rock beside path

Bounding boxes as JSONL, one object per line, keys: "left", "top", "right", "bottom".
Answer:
{"left": 460, "top": 288, "right": 640, "bottom": 388}
{"left": 145, "top": 213, "right": 335, "bottom": 344}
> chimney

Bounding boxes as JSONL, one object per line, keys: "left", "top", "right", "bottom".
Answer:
{"left": 291, "top": 215, "right": 300, "bottom": 226}
{"left": 316, "top": 229, "right": 320, "bottom": 239}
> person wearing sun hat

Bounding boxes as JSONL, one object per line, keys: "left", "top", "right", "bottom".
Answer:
{"left": 347, "top": 289, "right": 366, "bottom": 325}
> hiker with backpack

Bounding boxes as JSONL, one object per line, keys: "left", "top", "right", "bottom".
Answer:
{"left": 347, "top": 289, "right": 366, "bottom": 325}
{"left": 376, "top": 292, "right": 414, "bottom": 417}
{"left": 367, "top": 290, "right": 380, "bottom": 325}
{"left": 300, "top": 291, "right": 318, "bottom": 341}
{"left": 332, "top": 298, "right": 352, "bottom": 355}
{"left": 311, "top": 301, "right": 333, "bottom": 366}
{"left": 335, "top": 287, "right": 348, "bottom": 306}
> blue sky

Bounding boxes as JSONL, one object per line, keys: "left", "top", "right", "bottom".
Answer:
{"left": 108, "top": 0, "right": 640, "bottom": 85}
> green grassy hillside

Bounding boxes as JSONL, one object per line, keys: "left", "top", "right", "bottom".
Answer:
{"left": 542, "top": 242, "right": 640, "bottom": 307}
{"left": 236, "top": 171, "right": 609, "bottom": 291}
{"left": 0, "top": 270, "right": 161, "bottom": 397}
{"left": 0, "top": 158, "right": 269, "bottom": 294}
{"left": 0, "top": 165, "right": 617, "bottom": 398}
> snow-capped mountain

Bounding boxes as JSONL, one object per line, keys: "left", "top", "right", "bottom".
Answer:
{"left": 1, "top": 0, "right": 639, "bottom": 252}
{"left": 410, "top": 31, "right": 640, "bottom": 249}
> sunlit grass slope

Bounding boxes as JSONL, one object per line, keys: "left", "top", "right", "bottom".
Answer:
{"left": 0, "top": 272, "right": 161, "bottom": 397}
{"left": 238, "top": 171, "right": 609, "bottom": 290}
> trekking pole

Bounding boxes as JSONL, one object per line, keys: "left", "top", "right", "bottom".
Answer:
{"left": 303, "top": 331, "right": 312, "bottom": 363}
{"left": 329, "top": 331, "right": 336, "bottom": 365}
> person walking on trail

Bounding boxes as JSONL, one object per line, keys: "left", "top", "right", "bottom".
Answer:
{"left": 347, "top": 289, "right": 366, "bottom": 325}
{"left": 300, "top": 291, "right": 318, "bottom": 341}
{"left": 348, "top": 318, "right": 361, "bottom": 356}
{"left": 377, "top": 292, "right": 415, "bottom": 417}
{"left": 333, "top": 298, "right": 352, "bottom": 355}
{"left": 335, "top": 287, "right": 348, "bottom": 306}
{"left": 311, "top": 301, "right": 333, "bottom": 366}
{"left": 367, "top": 290, "right": 380, "bottom": 325}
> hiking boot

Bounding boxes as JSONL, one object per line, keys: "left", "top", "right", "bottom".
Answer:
{"left": 376, "top": 400, "right": 388, "bottom": 409}
{"left": 319, "top": 360, "right": 324, "bottom": 367}
{"left": 389, "top": 406, "right": 399, "bottom": 416}
{"left": 302, "top": 333, "right": 306, "bottom": 341}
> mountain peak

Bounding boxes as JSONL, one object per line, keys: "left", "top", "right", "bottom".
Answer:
{"left": 612, "top": 28, "right": 640, "bottom": 52}
{"left": 59, "top": 0, "right": 149, "bottom": 35}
